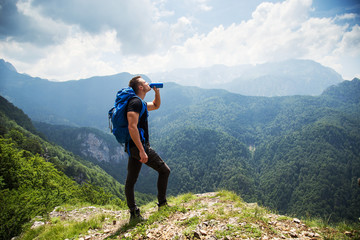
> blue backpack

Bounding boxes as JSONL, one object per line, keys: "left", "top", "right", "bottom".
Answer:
{"left": 108, "top": 87, "right": 147, "bottom": 148}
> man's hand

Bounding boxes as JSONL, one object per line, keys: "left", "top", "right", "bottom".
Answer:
{"left": 139, "top": 149, "right": 148, "bottom": 163}
{"left": 152, "top": 86, "right": 160, "bottom": 93}
{"left": 147, "top": 86, "right": 161, "bottom": 111}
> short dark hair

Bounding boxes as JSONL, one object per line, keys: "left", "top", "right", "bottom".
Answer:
{"left": 128, "top": 76, "right": 142, "bottom": 94}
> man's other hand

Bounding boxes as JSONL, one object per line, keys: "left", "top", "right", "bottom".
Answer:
{"left": 139, "top": 150, "right": 148, "bottom": 163}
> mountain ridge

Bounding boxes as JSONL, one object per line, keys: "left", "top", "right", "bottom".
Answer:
{"left": 148, "top": 59, "right": 343, "bottom": 96}
{"left": 22, "top": 191, "right": 359, "bottom": 239}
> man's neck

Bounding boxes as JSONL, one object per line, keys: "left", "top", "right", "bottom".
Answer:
{"left": 137, "top": 92, "right": 146, "bottom": 100}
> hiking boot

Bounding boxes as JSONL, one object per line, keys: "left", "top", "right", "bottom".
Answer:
{"left": 157, "top": 201, "right": 171, "bottom": 211}
{"left": 129, "top": 208, "right": 145, "bottom": 223}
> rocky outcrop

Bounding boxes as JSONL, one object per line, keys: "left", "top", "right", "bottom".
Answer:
{"left": 29, "top": 192, "right": 358, "bottom": 240}
{"left": 77, "top": 132, "right": 127, "bottom": 163}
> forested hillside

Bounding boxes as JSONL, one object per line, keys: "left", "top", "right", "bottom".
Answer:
{"left": 33, "top": 122, "right": 129, "bottom": 184}
{"left": 254, "top": 79, "right": 360, "bottom": 221}
{"left": 33, "top": 78, "right": 360, "bottom": 224}
{"left": 0, "top": 96, "right": 152, "bottom": 240}
{"left": 149, "top": 79, "right": 360, "bottom": 222}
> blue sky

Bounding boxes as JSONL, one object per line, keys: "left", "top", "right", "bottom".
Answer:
{"left": 0, "top": 0, "right": 359, "bottom": 81}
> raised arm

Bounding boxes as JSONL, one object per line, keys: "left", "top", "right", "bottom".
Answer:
{"left": 147, "top": 87, "right": 161, "bottom": 111}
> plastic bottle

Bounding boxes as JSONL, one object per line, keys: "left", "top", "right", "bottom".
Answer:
{"left": 149, "top": 83, "right": 163, "bottom": 88}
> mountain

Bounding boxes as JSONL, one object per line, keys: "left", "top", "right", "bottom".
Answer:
{"left": 33, "top": 122, "right": 129, "bottom": 184}
{"left": 0, "top": 59, "right": 343, "bottom": 130}
{"left": 0, "top": 59, "right": 150, "bottom": 130}
{"left": 0, "top": 95, "right": 153, "bottom": 240}
{"left": 150, "top": 78, "right": 360, "bottom": 222}
{"left": 1, "top": 59, "right": 359, "bottom": 223}
{"left": 19, "top": 191, "right": 359, "bottom": 239}
{"left": 148, "top": 59, "right": 343, "bottom": 96}
{"left": 32, "top": 76, "right": 360, "bottom": 223}
{"left": 0, "top": 59, "right": 17, "bottom": 72}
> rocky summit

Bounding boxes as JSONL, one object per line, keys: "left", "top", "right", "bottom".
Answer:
{"left": 29, "top": 191, "right": 358, "bottom": 240}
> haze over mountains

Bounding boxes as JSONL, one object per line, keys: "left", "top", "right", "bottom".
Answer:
{"left": 148, "top": 59, "right": 343, "bottom": 96}
{"left": 0, "top": 58, "right": 344, "bottom": 129}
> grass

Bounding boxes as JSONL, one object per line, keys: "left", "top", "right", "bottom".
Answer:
{"left": 18, "top": 202, "right": 124, "bottom": 240}
{"left": 304, "top": 218, "right": 360, "bottom": 240}
{"left": 216, "top": 190, "right": 243, "bottom": 203}
{"left": 180, "top": 216, "right": 201, "bottom": 237}
{"left": 20, "top": 213, "right": 108, "bottom": 240}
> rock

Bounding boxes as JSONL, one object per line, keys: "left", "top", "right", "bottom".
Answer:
{"left": 192, "top": 230, "right": 201, "bottom": 239}
{"left": 293, "top": 218, "right": 301, "bottom": 224}
{"left": 313, "top": 232, "right": 321, "bottom": 238}
{"left": 31, "top": 221, "right": 44, "bottom": 229}
{"left": 205, "top": 236, "right": 217, "bottom": 240}
{"left": 289, "top": 231, "right": 298, "bottom": 238}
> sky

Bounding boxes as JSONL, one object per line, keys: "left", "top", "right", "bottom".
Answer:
{"left": 0, "top": 0, "right": 359, "bottom": 81}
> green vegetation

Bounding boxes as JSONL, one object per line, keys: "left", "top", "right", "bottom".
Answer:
{"left": 1, "top": 72, "right": 360, "bottom": 239}
{"left": 149, "top": 79, "right": 360, "bottom": 223}
{"left": 0, "top": 97, "right": 154, "bottom": 240}
{"left": 32, "top": 79, "right": 360, "bottom": 225}
{"left": 20, "top": 213, "right": 107, "bottom": 240}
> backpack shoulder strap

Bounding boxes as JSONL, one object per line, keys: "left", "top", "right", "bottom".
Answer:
{"left": 131, "top": 96, "right": 147, "bottom": 119}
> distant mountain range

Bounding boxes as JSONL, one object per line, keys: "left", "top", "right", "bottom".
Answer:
{"left": 0, "top": 58, "right": 344, "bottom": 129}
{"left": 0, "top": 59, "right": 147, "bottom": 129}
{"left": 148, "top": 59, "right": 343, "bottom": 96}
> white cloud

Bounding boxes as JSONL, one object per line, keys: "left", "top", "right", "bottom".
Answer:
{"left": 129, "top": 0, "right": 360, "bottom": 80}
{"left": 334, "top": 13, "right": 357, "bottom": 21}
{"left": 185, "top": 0, "right": 212, "bottom": 12}
{"left": 196, "top": 0, "right": 212, "bottom": 12}
{"left": 170, "top": 17, "right": 194, "bottom": 43}
{"left": 17, "top": 30, "right": 122, "bottom": 81}
{"left": 336, "top": 24, "right": 360, "bottom": 56}
{"left": 1, "top": 0, "right": 359, "bottom": 81}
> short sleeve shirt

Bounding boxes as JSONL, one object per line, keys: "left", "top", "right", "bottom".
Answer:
{"left": 126, "top": 97, "right": 149, "bottom": 147}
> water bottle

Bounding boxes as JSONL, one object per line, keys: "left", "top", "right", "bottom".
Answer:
{"left": 149, "top": 83, "right": 163, "bottom": 88}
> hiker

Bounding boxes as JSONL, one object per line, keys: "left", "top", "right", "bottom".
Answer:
{"left": 125, "top": 76, "right": 171, "bottom": 222}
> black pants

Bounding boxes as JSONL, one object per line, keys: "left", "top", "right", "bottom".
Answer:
{"left": 125, "top": 146, "right": 170, "bottom": 211}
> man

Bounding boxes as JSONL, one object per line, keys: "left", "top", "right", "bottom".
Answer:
{"left": 125, "top": 76, "right": 171, "bottom": 222}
